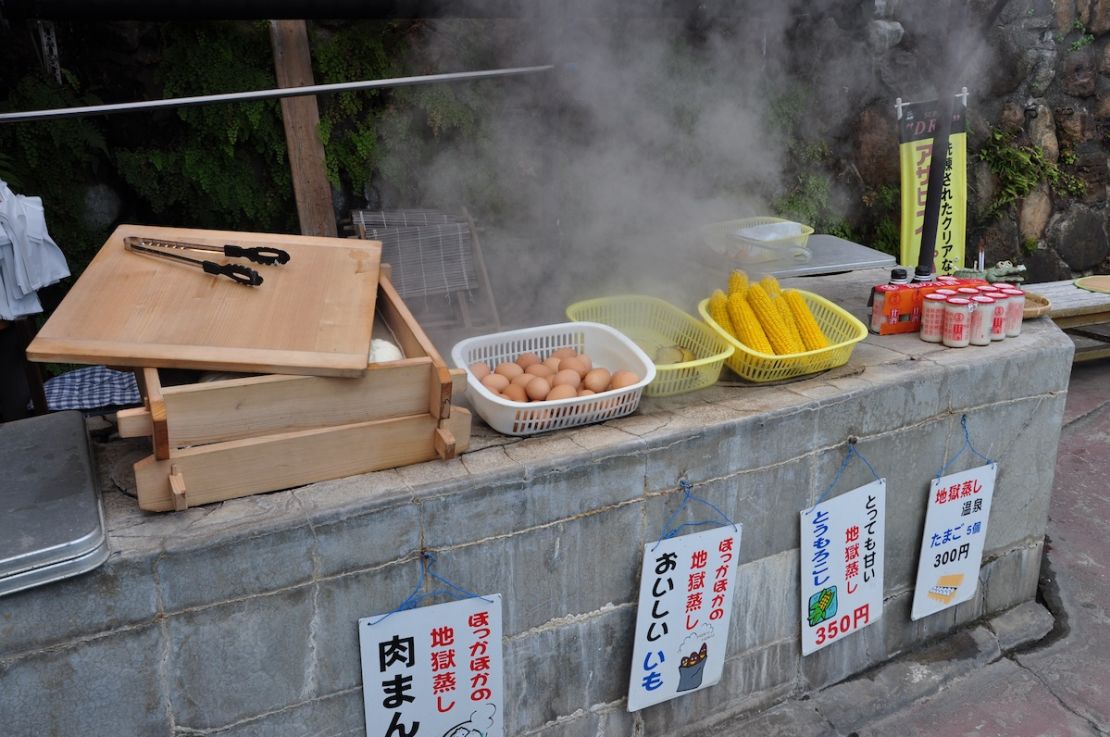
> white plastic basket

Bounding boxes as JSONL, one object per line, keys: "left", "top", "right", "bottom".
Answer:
{"left": 451, "top": 322, "right": 656, "bottom": 436}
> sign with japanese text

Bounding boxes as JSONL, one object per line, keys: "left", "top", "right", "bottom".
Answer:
{"left": 799, "top": 480, "right": 886, "bottom": 655}
{"left": 898, "top": 94, "right": 968, "bottom": 274}
{"left": 627, "top": 525, "right": 742, "bottom": 711}
{"left": 911, "top": 464, "right": 997, "bottom": 620}
{"left": 359, "top": 595, "right": 503, "bottom": 737}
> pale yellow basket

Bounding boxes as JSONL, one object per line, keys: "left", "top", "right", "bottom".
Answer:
{"left": 566, "top": 295, "right": 732, "bottom": 396}
{"left": 697, "top": 289, "right": 867, "bottom": 383}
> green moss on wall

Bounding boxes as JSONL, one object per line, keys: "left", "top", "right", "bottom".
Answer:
{"left": 978, "top": 127, "right": 1085, "bottom": 216}
{"left": 113, "top": 22, "right": 296, "bottom": 231}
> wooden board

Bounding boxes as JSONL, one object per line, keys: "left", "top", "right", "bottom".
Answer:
{"left": 1034, "top": 279, "right": 1110, "bottom": 324}
{"left": 118, "top": 357, "right": 443, "bottom": 448}
{"left": 27, "top": 224, "right": 381, "bottom": 377}
{"left": 1026, "top": 279, "right": 1110, "bottom": 363}
{"left": 134, "top": 409, "right": 471, "bottom": 511}
{"left": 270, "top": 20, "right": 336, "bottom": 237}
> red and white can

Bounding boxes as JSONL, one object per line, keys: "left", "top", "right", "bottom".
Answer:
{"left": 969, "top": 296, "right": 995, "bottom": 346}
{"left": 956, "top": 287, "right": 980, "bottom": 298}
{"left": 943, "top": 298, "right": 973, "bottom": 348}
{"left": 989, "top": 296, "right": 1007, "bottom": 341}
{"left": 920, "top": 293, "right": 947, "bottom": 343}
{"left": 999, "top": 288, "right": 1025, "bottom": 337}
{"left": 975, "top": 284, "right": 1002, "bottom": 296}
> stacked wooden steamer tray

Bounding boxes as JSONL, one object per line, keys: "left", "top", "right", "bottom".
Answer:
{"left": 28, "top": 225, "right": 470, "bottom": 512}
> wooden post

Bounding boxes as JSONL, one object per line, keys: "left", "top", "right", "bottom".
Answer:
{"left": 269, "top": 20, "right": 337, "bottom": 237}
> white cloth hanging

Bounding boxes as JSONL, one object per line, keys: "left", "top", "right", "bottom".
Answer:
{"left": 0, "top": 179, "right": 70, "bottom": 320}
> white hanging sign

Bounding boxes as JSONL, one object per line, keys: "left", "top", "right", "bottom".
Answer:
{"left": 359, "top": 595, "right": 504, "bottom": 737}
{"left": 627, "top": 525, "right": 742, "bottom": 711}
{"left": 911, "top": 463, "right": 997, "bottom": 620}
{"left": 799, "top": 479, "right": 886, "bottom": 655}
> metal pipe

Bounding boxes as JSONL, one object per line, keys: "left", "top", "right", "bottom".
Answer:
{"left": 915, "top": 91, "right": 953, "bottom": 277}
{"left": 1, "top": 0, "right": 723, "bottom": 20}
{"left": 0, "top": 65, "right": 555, "bottom": 123}
{"left": 2, "top": 0, "right": 535, "bottom": 20}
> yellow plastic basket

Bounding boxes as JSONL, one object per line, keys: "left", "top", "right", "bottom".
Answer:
{"left": 697, "top": 289, "right": 867, "bottom": 383}
{"left": 566, "top": 295, "right": 732, "bottom": 396}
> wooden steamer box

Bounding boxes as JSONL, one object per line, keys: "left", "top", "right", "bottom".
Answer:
{"left": 29, "top": 225, "right": 470, "bottom": 512}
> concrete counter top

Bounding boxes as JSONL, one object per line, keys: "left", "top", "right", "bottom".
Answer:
{"left": 1, "top": 269, "right": 1075, "bottom": 737}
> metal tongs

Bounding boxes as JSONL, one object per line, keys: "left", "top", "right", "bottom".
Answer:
{"left": 123, "top": 236, "right": 291, "bottom": 286}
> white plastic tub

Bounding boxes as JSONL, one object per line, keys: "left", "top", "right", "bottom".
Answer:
{"left": 451, "top": 322, "right": 655, "bottom": 436}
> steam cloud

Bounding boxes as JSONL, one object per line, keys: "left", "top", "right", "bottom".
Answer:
{"left": 443, "top": 702, "right": 497, "bottom": 737}
{"left": 680, "top": 623, "right": 715, "bottom": 654}
{"left": 386, "top": 3, "right": 999, "bottom": 325}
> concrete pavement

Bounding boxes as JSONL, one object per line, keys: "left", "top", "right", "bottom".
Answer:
{"left": 711, "top": 359, "right": 1110, "bottom": 737}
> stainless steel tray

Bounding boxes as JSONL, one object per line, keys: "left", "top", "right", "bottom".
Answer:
{"left": 1, "top": 410, "right": 108, "bottom": 597}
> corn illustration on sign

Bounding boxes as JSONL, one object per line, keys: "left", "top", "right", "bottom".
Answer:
{"left": 799, "top": 479, "right": 886, "bottom": 656}
{"left": 912, "top": 463, "right": 997, "bottom": 620}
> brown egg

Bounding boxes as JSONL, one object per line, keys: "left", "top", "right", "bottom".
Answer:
{"left": 502, "top": 384, "right": 528, "bottom": 403}
{"left": 510, "top": 373, "right": 537, "bottom": 387}
{"left": 525, "top": 363, "right": 554, "bottom": 379}
{"left": 552, "top": 369, "right": 581, "bottom": 389}
{"left": 551, "top": 347, "right": 578, "bottom": 360}
{"left": 577, "top": 354, "right": 593, "bottom": 372}
{"left": 608, "top": 370, "right": 640, "bottom": 390}
{"left": 469, "top": 362, "right": 491, "bottom": 380}
{"left": 515, "top": 352, "right": 541, "bottom": 369}
{"left": 481, "top": 373, "right": 510, "bottom": 393}
{"left": 560, "top": 356, "right": 588, "bottom": 378}
{"left": 542, "top": 357, "right": 562, "bottom": 373}
{"left": 495, "top": 362, "right": 523, "bottom": 379}
{"left": 577, "top": 389, "right": 596, "bottom": 397}
{"left": 546, "top": 383, "right": 578, "bottom": 401}
{"left": 583, "top": 368, "right": 611, "bottom": 393}
{"left": 525, "top": 377, "right": 551, "bottom": 401}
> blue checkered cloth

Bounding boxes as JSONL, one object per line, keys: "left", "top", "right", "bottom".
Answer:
{"left": 43, "top": 366, "right": 142, "bottom": 411}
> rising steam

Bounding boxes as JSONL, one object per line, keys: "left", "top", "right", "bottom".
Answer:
{"left": 381, "top": 2, "right": 999, "bottom": 325}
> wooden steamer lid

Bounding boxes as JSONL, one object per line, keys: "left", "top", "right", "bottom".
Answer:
{"left": 28, "top": 224, "right": 382, "bottom": 378}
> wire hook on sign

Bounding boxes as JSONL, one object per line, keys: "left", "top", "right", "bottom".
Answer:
{"left": 808, "top": 438, "right": 883, "bottom": 513}
{"left": 366, "top": 551, "right": 494, "bottom": 626}
{"left": 651, "top": 479, "right": 739, "bottom": 552}
{"left": 424, "top": 552, "right": 495, "bottom": 605}
{"left": 936, "top": 414, "right": 996, "bottom": 481}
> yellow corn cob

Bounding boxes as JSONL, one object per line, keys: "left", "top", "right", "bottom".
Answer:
{"left": 727, "top": 269, "right": 749, "bottom": 297}
{"left": 707, "top": 289, "right": 736, "bottom": 338}
{"left": 784, "top": 289, "right": 829, "bottom": 350}
{"left": 758, "top": 274, "right": 781, "bottom": 297}
{"left": 746, "top": 284, "right": 800, "bottom": 355}
{"left": 774, "top": 295, "right": 806, "bottom": 352}
{"left": 727, "top": 291, "right": 773, "bottom": 354}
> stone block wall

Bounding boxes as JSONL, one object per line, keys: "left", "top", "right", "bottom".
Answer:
{"left": 0, "top": 310, "right": 1073, "bottom": 736}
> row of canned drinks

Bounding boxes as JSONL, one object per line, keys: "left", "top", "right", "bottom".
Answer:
{"left": 921, "top": 283, "right": 1025, "bottom": 347}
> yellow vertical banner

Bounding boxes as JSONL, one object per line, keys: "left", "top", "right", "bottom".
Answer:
{"left": 898, "top": 93, "right": 968, "bottom": 274}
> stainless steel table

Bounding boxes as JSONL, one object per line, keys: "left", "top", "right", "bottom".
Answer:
{"left": 695, "top": 233, "right": 896, "bottom": 279}
{"left": 762, "top": 234, "right": 897, "bottom": 278}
